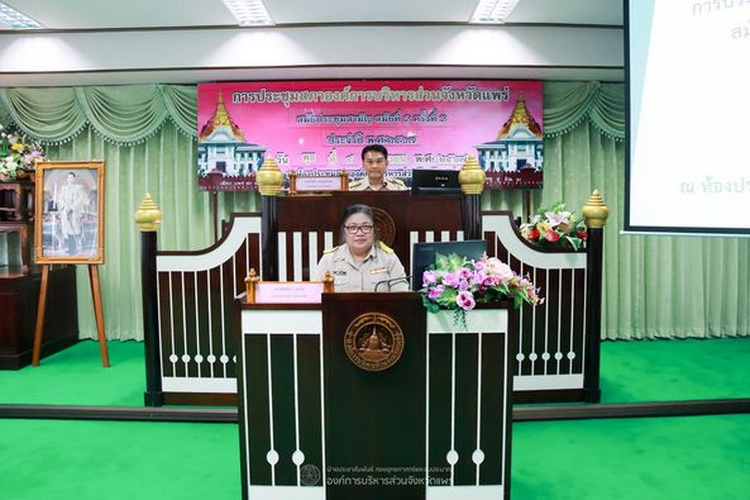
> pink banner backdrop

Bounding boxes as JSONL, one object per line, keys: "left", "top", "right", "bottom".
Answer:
{"left": 197, "top": 80, "right": 543, "bottom": 191}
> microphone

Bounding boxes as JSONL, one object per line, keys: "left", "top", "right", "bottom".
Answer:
{"left": 374, "top": 275, "right": 413, "bottom": 292}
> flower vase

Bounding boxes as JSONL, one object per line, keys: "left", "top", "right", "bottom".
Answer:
{"left": 0, "top": 170, "right": 34, "bottom": 183}
{"left": 427, "top": 306, "right": 509, "bottom": 335}
{"left": 16, "top": 170, "right": 34, "bottom": 182}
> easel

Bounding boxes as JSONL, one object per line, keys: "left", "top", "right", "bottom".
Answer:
{"left": 31, "top": 264, "right": 110, "bottom": 367}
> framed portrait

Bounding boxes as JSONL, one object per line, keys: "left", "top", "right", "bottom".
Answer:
{"left": 34, "top": 161, "right": 105, "bottom": 264}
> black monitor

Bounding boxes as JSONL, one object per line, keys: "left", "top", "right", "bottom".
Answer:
{"left": 410, "top": 169, "right": 461, "bottom": 195}
{"left": 411, "top": 239, "right": 487, "bottom": 291}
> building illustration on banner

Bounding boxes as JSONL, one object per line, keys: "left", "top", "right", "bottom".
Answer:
{"left": 197, "top": 92, "right": 266, "bottom": 191}
{"left": 475, "top": 93, "right": 544, "bottom": 189}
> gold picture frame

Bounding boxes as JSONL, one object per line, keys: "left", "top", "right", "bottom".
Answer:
{"left": 34, "top": 161, "right": 105, "bottom": 264}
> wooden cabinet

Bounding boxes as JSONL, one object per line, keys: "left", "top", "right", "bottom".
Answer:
{"left": 0, "top": 180, "right": 35, "bottom": 273}
{"left": 0, "top": 266, "right": 78, "bottom": 369}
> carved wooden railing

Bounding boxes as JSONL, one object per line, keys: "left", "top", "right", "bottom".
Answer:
{"left": 137, "top": 190, "right": 607, "bottom": 406}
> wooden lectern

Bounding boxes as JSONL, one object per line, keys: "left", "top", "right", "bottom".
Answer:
{"left": 238, "top": 293, "right": 513, "bottom": 499}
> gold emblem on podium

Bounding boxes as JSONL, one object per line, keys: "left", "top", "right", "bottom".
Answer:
{"left": 344, "top": 313, "right": 404, "bottom": 372}
{"left": 372, "top": 206, "right": 396, "bottom": 247}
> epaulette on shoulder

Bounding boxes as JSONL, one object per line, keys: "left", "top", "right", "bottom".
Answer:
{"left": 323, "top": 245, "right": 340, "bottom": 254}
{"left": 348, "top": 179, "right": 363, "bottom": 188}
{"left": 378, "top": 241, "right": 394, "bottom": 253}
{"left": 389, "top": 178, "right": 405, "bottom": 186}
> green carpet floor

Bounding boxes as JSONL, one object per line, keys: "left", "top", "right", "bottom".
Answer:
{"left": 0, "top": 341, "right": 146, "bottom": 407}
{"left": 1, "top": 414, "right": 748, "bottom": 499}
{"left": 1, "top": 338, "right": 749, "bottom": 499}
{"left": 600, "top": 336, "right": 750, "bottom": 402}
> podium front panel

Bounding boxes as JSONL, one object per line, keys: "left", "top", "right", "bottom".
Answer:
{"left": 426, "top": 309, "right": 511, "bottom": 498}
{"left": 239, "top": 301, "right": 511, "bottom": 500}
{"left": 238, "top": 308, "right": 325, "bottom": 499}
{"left": 322, "top": 292, "right": 426, "bottom": 500}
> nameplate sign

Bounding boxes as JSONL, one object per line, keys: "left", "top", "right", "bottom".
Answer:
{"left": 255, "top": 282, "right": 324, "bottom": 304}
{"left": 295, "top": 176, "right": 343, "bottom": 192}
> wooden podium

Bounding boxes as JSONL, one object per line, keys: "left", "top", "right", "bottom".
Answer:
{"left": 238, "top": 293, "right": 513, "bottom": 499}
{"left": 322, "top": 293, "right": 427, "bottom": 500}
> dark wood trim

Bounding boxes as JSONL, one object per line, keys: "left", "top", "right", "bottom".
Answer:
{"left": 461, "top": 193, "right": 482, "bottom": 240}
{"left": 260, "top": 197, "right": 279, "bottom": 280}
{"left": 583, "top": 227, "right": 604, "bottom": 403}
{"left": 2, "top": 399, "right": 748, "bottom": 423}
{"left": 513, "top": 399, "right": 750, "bottom": 422}
{"left": 140, "top": 231, "right": 163, "bottom": 406}
{"left": 513, "top": 389, "right": 586, "bottom": 404}
{"left": 0, "top": 405, "right": 237, "bottom": 422}
{"left": 161, "top": 392, "right": 237, "bottom": 407}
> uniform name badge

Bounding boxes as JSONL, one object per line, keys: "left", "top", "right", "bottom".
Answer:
{"left": 333, "top": 269, "right": 349, "bottom": 286}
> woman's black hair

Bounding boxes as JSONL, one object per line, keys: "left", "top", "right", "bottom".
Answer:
{"left": 338, "top": 204, "right": 378, "bottom": 244}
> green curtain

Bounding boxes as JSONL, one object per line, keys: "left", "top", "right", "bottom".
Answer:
{"left": 1, "top": 82, "right": 747, "bottom": 341}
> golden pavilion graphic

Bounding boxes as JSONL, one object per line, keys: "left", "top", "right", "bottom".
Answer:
{"left": 475, "top": 92, "right": 544, "bottom": 189}
{"left": 197, "top": 91, "right": 267, "bottom": 191}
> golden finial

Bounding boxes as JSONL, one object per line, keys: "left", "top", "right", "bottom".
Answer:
{"left": 582, "top": 190, "right": 609, "bottom": 229}
{"left": 134, "top": 193, "right": 162, "bottom": 232}
{"left": 458, "top": 155, "right": 486, "bottom": 195}
{"left": 245, "top": 268, "right": 261, "bottom": 303}
{"left": 256, "top": 155, "right": 284, "bottom": 196}
{"left": 340, "top": 168, "right": 349, "bottom": 191}
{"left": 288, "top": 169, "right": 298, "bottom": 196}
{"left": 323, "top": 271, "right": 334, "bottom": 293}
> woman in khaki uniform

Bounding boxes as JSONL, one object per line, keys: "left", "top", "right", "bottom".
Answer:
{"left": 314, "top": 204, "right": 408, "bottom": 292}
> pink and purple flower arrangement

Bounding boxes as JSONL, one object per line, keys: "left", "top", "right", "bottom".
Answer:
{"left": 421, "top": 252, "right": 544, "bottom": 326}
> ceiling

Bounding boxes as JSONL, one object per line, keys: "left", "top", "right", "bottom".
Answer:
{"left": 4, "top": 0, "right": 623, "bottom": 30}
{"left": 0, "top": 0, "right": 625, "bottom": 86}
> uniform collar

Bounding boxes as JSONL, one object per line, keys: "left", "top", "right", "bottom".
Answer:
{"left": 337, "top": 243, "right": 378, "bottom": 267}
{"left": 365, "top": 176, "right": 397, "bottom": 190}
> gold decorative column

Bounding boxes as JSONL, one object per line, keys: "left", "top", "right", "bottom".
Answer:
{"left": 134, "top": 193, "right": 163, "bottom": 232}
{"left": 580, "top": 189, "right": 608, "bottom": 404}
{"left": 245, "top": 268, "right": 261, "bottom": 304}
{"left": 323, "top": 271, "right": 334, "bottom": 294}
{"left": 458, "top": 155, "right": 485, "bottom": 240}
{"left": 458, "top": 155, "right": 486, "bottom": 195}
{"left": 582, "top": 190, "right": 609, "bottom": 229}
{"left": 256, "top": 156, "right": 284, "bottom": 196}
{"left": 340, "top": 168, "right": 349, "bottom": 191}
{"left": 135, "top": 193, "right": 164, "bottom": 406}
{"left": 257, "top": 157, "right": 283, "bottom": 280}
{"left": 288, "top": 170, "right": 298, "bottom": 196}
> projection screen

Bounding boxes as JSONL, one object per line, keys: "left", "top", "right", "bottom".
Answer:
{"left": 625, "top": 0, "right": 750, "bottom": 236}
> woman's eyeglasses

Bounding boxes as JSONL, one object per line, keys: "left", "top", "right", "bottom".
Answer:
{"left": 344, "top": 224, "right": 374, "bottom": 234}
